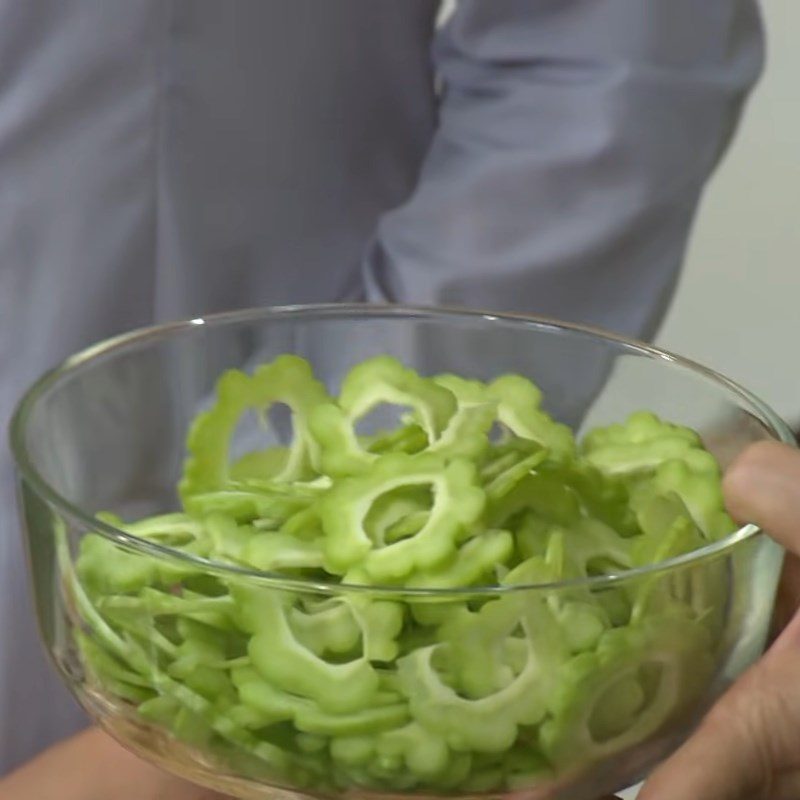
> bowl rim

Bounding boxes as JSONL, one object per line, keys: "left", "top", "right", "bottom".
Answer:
{"left": 8, "top": 302, "right": 796, "bottom": 597}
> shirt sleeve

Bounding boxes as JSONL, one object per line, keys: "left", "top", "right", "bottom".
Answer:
{"left": 363, "top": 0, "right": 764, "bottom": 342}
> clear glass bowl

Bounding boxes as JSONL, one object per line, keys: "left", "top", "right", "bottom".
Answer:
{"left": 9, "top": 305, "right": 794, "bottom": 800}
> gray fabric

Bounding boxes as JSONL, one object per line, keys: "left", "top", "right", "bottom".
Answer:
{"left": 0, "top": 0, "right": 762, "bottom": 772}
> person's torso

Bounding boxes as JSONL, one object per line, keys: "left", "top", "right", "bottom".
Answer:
{"left": 0, "top": 0, "right": 440, "bottom": 771}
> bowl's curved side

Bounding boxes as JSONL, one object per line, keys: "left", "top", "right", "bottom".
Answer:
{"left": 8, "top": 305, "right": 794, "bottom": 798}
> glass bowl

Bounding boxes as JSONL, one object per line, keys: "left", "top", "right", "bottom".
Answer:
{"left": 8, "top": 305, "right": 794, "bottom": 800}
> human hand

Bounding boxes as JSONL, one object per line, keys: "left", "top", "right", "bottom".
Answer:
{"left": 640, "top": 441, "right": 800, "bottom": 800}
{"left": 0, "top": 726, "right": 227, "bottom": 800}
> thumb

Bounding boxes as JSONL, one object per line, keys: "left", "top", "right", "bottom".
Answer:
{"left": 724, "top": 441, "right": 800, "bottom": 635}
{"left": 722, "top": 441, "right": 800, "bottom": 554}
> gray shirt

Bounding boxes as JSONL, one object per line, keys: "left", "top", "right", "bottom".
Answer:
{"left": 0, "top": 0, "right": 762, "bottom": 773}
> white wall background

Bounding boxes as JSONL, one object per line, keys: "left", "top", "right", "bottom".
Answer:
{"left": 655, "top": 0, "right": 799, "bottom": 427}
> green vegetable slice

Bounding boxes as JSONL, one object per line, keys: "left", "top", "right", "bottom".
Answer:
{"left": 234, "top": 586, "right": 381, "bottom": 714}
{"left": 581, "top": 411, "right": 702, "bottom": 477}
{"left": 318, "top": 453, "right": 485, "bottom": 581}
{"left": 181, "top": 355, "right": 331, "bottom": 498}
{"left": 539, "top": 613, "right": 714, "bottom": 769}
{"left": 309, "top": 356, "right": 457, "bottom": 476}
{"left": 489, "top": 375, "right": 575, "bottom": 460}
